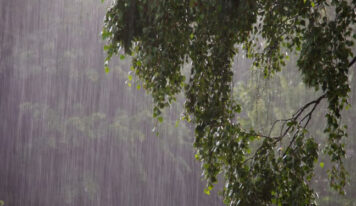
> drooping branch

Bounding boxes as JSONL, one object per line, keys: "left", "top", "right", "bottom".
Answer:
{"left": 265, "top": 55, "right": 356, "bottom": 141}
{"left": 253, "top": 93, "right": 327, "bottom": 141}
{"left": 249, "top": 55, "right": 356, "bottom": 162}
{"left": 103, "top": 0, "right": 356, "bottom": 204}
{"left": 245, "top": 93, "right": 327, "bottom": 164}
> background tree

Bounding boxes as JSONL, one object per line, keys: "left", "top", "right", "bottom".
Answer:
{"left": 103, "top": 0, "right": 356, "bottom": 205}
{"left": 0, "top": 0, "right": 223, "bottom": 205}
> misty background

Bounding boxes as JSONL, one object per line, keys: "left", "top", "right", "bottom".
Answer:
{"left": 1, "top": 0, "right": 355, "bottom": 205}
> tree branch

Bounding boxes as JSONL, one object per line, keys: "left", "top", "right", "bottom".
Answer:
{"left": 348, "top": 56, "right": 356, "bottom": 67}
{"left": 242, "top": 55, "right": 356, "bottom": 164}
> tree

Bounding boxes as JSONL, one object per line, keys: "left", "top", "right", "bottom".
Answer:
{"left": 102, "top": 0, "right": 356, "bottom": 205}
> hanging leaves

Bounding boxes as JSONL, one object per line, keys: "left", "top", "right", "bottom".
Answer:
{"left": 103, "top": 0, "right": 356, "bottom": 205}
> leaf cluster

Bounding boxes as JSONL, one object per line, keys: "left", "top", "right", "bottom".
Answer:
{"left": 103, "top": 0, "right": 356, "bottom": 205}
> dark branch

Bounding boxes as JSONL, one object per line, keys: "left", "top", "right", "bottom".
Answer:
{"left": 348, "top": 56, "right": 356, "bottom": 67}
{"left": 244, "top": 56, "right": 356, "bottom": 163}
{"left": 253, "top": 93, "right": 327, "bottom": 140}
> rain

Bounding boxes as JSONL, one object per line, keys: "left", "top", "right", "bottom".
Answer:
{"left": 1, "top": 0, "right": 355, "bottom": 205}
{"left": 0, "top": 0, "right": 222, "bottom": 205}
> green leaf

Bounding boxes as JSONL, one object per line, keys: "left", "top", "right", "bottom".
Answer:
{"left": 345, "top": 104, "right": 351, "bottom": 111}
{"left": 120, "top": 54, "right": 125, "bottom": 60}
{"left": 101, "top": 28, "right": 110, "bottom": 40}
{"left": 158, "top": 116, "right": 163, "bottom": 123}
{"left": 204, "top": 188, "right": 211, "bottom": 195}
{"left": 105, "top": 66, "right": 110, "bottom": 73}
{"left": 189, "top": 0, "right": 195, "bottom": 7}
{"left": 103, "top": 45, "right": 111, "bottom": 51}
{"left": 136, "top": 60, "right": 142, "bottom": 67}
{"left": 320, "top": 162, "right": 325, "bottom": 168}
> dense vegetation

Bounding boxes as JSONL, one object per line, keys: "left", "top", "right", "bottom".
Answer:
{"left": 103, "top": 0, "right": 356, "bottom": 205}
